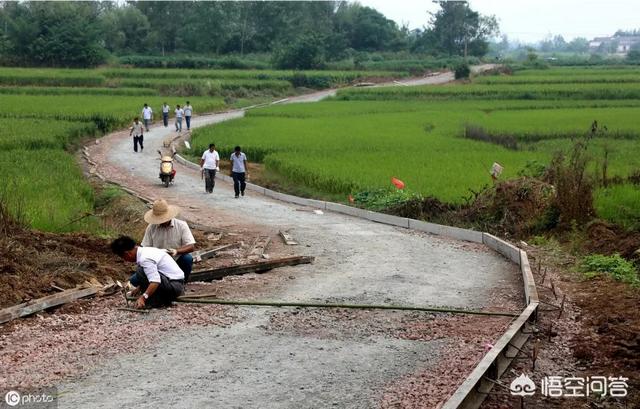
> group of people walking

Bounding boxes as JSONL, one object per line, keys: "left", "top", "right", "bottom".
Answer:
{"left": 129, "top": 102, "right": 194, "bottom": 152}
{"left": 200, "top": 144, "right": 248, "bottom": 198}
{"left": 129, "top": 104, "right": 250, "bottom": 198}
{"left": 137, "top": 101, "right": 194, "bottom": 134}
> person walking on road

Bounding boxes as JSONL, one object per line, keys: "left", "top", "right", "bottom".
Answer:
{"left": 130, "top": 117, "right": 144, "bottom": 153}
{"left": 184, "top": 101, "right": 193, "bottom": 131}
{"left": 111, "top": 236, "right": 185, "bottom": 309}
{"left": 161, "top": 102, "right": 170, "bottom": 127}
{"left": 230, "top": 146, "right": 248, "bottom": 198}
{"left": 200, "top": 143, "right": 219, "bottom": 194}
{"left": 141, "top": 103, "right": 153, "bottom": 132}
{"left": 175, "top": 104, "right": 184, "bottom": 132}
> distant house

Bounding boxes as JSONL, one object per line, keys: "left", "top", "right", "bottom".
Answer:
{"left": 589, "top": 34, "right": 640, "bottom": 54}
{"left": 588, "top": 36, "right": 611, "bottom": 51}
{"left": 616, "top": 36, "right": 640, "bottom": 53}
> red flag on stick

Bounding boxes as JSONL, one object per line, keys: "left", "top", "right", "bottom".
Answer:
{"left": 391, "top": 177, "right": 405, "bottom": 189}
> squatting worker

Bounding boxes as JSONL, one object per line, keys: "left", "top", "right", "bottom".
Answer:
{"left": 141, "top": 103, "right": 153, "bottom": 132}
{"left": 200, "top": 143, "right": 219, "bottom": 194}
{"left": 111, "top": 236, "right": 184, "bottom": 309}
{"left": 231, "top": 146, "right": 248, "bottom": 198}
{"left": 130, "top": 117, "right": 144, "bottom": 153}
{"left": 139, "top": 199, "right": 196, "bottom": 282}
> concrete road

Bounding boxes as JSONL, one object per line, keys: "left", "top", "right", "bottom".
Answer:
{"left": 59, "top": 69, "right": 519, "bottom": 409}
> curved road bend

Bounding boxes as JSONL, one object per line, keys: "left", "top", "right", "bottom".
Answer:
{"left": 60, "top": 66, "right": 519, "bottom": 409}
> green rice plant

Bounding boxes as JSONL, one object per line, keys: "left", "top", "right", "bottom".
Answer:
{"left": 0, "top": 67, "right": 106, "bottom": 87}
{"left": 594, "top": 184, "right": 640, "bottom": 229}
{"left": 0, "top": 119, "right": 96, "bottom": 150}
{"left": 336, "top": 82, "right": 640, "bottom": 100}
{"left": 0, "top": 149, "right": 96, "bottom": 232}
{"left": 102, "top": 68, "right": 405, "bottom": 87}
{"left": 0, "top": 86, "right": 157, "bottom": 96}
{"left": 117, "top": 78, "right": 292, "bottom": 95}
{"left": 0, "top": 95, "right": 225, "bottom": 132}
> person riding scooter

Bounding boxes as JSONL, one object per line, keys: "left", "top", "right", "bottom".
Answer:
{"left": 157, "top": 150, "right": 176, "bottom": 187}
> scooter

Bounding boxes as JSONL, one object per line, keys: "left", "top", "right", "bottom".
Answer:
{"left": 157, "top": 150, "right": 176, "bottom": 187}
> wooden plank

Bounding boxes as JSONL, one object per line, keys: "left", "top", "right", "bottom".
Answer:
{"left": 188, "top": 255, "right": 314, "bottom": 282}
{"left": 248, "top": 235, "right": 271, "bottom": 258}
{"left": 0, "top": 286, "right": 99, "bottom": 325}
{"left": 192, "top": 243, "right": 238, "bottom": 262}
{"left": 442, "top": 302, "right": 539, "bottom": 409}
{"left": 279, "top": 231, "right": 298, "bottom": 245}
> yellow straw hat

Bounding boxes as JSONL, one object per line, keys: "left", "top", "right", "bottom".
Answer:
{"left": 144, "top": 199, "right": 180, "bottom": 224}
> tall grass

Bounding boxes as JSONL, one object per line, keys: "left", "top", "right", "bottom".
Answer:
{"left": 0, "top": 149, "right": 96, "bottom": 232}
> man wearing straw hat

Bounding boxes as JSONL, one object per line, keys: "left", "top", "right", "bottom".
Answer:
{"left": 139, "top": 199, "right": 196, "bottom": 283}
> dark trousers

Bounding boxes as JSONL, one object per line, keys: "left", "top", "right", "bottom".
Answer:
{"left": 232, "top": 172, "right": 246, "bottom": 197}
{"left": 204, "top": 168, "right": 216, "bottom": 193}
{"left": 130, "top": 254, "right": 193, "bottom": 286}
{"left": 185, "top": 115, "right": 191, "bottom": 130}
{"left": 132, "top": 268, "right": 184, "bottom": 308}
{"left": 176, "top": 253, "right": 193, "bottom": 283}
{"left": 133, "top": 135, "right": 143, "bottom": 152}
{"left": 143, "top": 119, "right": 151, "bottom": 131}
{"left": 162, "top": 113, "right": 169, "bottom": 127}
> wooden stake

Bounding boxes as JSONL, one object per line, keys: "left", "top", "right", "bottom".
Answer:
{"left": 0, "top": 286, "right": 99, "bottom": 325}
{"left": 279, "top": 231, "right": 298, "bottom": 245}
{"left": 189, "top": 255, "right": 313, "bottom": 282}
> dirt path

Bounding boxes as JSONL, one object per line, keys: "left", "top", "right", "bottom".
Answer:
{"left": 56, "top": 67, "right": 523, "bottom": 408}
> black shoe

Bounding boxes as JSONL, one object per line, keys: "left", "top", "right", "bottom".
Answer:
{"left": 241, "top": 191, "right": 245, "bottom": 196}
{"left": 234, "top": 195, "right": 239, "bottom": 198}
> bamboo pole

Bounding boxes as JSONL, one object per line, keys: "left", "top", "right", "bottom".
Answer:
{"left": 174, "top": 296, "right": 518, "bottom": 317}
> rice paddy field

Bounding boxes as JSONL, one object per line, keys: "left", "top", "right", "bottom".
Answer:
{"left": 0, "top": 67, "right": 404, "bottom": 232}
{"left": 190, "top": 66, "right": 640, "bottom": 229}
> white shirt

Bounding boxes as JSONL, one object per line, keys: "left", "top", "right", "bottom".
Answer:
{"left": 184, "top": 105, "right": 193, "bottom": 116}
{"left": 175, "top": 108, "right": 184, "bottom": 118}
{"left": 230, "top": 152, "right": 247, "bottom": 173}
{"left": 201, "top": 150, "right": 219, "bottom": 170}
{"left": 130, "top": 122, "right": 143, "bottom": 136}
{"left": 142, "top": 107, "right": 153, "bottom": 120}
{"left": 141, "top": 219, "right": 196, "bottom": 256}
{"left": 162, "top": 105, "right": 170, "bottom": 114}
{"left": 136, "top": 246, "right": 184, "bottom": 283}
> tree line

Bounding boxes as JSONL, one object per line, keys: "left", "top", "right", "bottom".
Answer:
{"left": 0, "top": 1, "right": 499, "bottom": 68}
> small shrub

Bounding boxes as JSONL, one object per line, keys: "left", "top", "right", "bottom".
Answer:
{"left": 518, "top": 160, "right": 547, "bottom": 178}
{"left": 454, "top": 63, "right": 471, "bottom": 79}
{"left": 546, "top": 138, "right": 595, "bottom": 227}
{"left": 579, "top": 253, "right": 639, "bottom": 285}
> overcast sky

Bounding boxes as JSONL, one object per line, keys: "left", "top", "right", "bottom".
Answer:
{"left": 359, "top": 0, "right": 640, "bottom": 43}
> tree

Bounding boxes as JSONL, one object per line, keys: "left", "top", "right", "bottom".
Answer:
{"left": 334, "top": 2, "right": 405, "bottom": 52}
{"left": 566, "top": 37, "right": 589, "bottom": 53}
{"left": 415, "top": 1, "right": 499, "bottom": 57}
{"left": 272, "top": 34, "right": 325, "bottom": 69}
{"left": 100, "top": 5, "right": 151, "bottom": 54}
{"left": 2, "top": 1, "right": 105, "bottom": 67}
